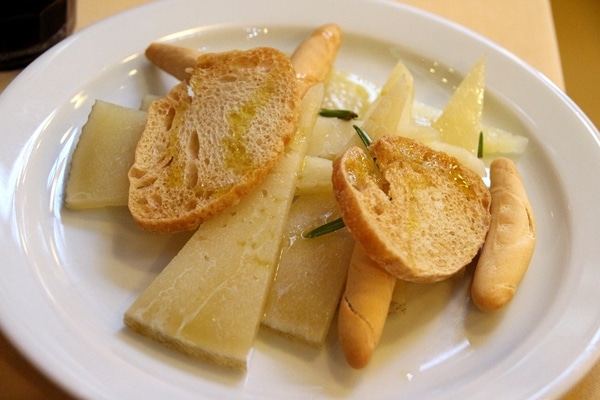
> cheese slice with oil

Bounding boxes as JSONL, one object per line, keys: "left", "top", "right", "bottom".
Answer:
{"left": 262, "top": 192, "right": 355, "bottom": 346}
{"left": 124, "top": 84, "right": 323, "bottom": 370}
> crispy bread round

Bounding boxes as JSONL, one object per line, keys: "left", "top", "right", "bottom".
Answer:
{"left": 128, "top": 47, "right": 300, "bottom": 233}
{"left": 332, "top": 136, "right": 491, "bottom": 283}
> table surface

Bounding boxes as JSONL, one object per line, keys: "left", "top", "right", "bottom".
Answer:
{"left": 0, "top": 0, "right": 596, "bottom": 399}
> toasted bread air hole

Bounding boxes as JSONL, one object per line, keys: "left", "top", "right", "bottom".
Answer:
{"left": 259, "top": 57, "right": 276, "bottom": 68}
{"left": 184, "top": 198, "right": 197, "bottom": 212}
{"left": 148, "top": 193, "right": 162, "bottom": 208}
{"left": 188, "top": 130, "right": 200, "bottom": 159}
{"left": 129, "top": 166, "right": 144, "bottom": 180}
{"left": 129, "top": 167, "right": 157, "bottom": 190}
{"left": 185, "top": 161, "right": 198, "bottom": 189}
{"left": 164, "top": 107, "right": 176, "bottom": 131}
{"left": 373, "top": 202, "right": 386, "bottom": 216}
{"left": 198, "top": 60, "right": 215, "bottom": 69}
{"left": 220, "top": 74, "right": 237, "bottom": 83}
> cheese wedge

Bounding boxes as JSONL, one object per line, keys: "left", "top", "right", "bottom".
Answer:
{"left": 432, "top": 57, "right": 485, "bottom": 154}
{"left": 295, "top": 156, "right": 333, "bottom": 195}
{"left": 262, "top": 192, "right": 355, "bottom": 345}
{"left": 124, "top": 84, "right": 323, "bottom": 370}
{"left": 65, "top": 100, "right": 147, "bottom": 209}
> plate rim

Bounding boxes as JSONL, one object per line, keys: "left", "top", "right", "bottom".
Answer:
{"left": 1, "top": 0, "right": 600, "bottom": 399}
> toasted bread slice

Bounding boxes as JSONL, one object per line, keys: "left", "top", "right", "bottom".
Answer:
{"left": 332, "top": 136, "right": 491, "bottom": 283}
{"left": 128, "top": 47, "right": 300, "bottom": 233}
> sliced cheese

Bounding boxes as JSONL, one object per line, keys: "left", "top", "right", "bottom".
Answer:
{"left": 262, "top": 192, "right": 355, "bottom": 346}
{"left": 65, "top": 100, "right": 147, "bottom": 209}
{"left": 432, "top": 57, "right": 485, "bottom": 154}
{"left": 295, "top": 156, "right": 333, "bottom": 195}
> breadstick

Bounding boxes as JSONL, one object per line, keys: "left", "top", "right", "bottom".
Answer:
{"left": 471, "top": 157, "right": 536, "bottom": 312}
{"left": 290, "top": 23, "right": 342, "bottom": 96}
{"left": 144, "top": 24, "right": 341, "bottom": 94}
{"left": 338, "top": 244, "right": 396, "bottom": 369}
{"left": 145, "top": 42, "right": 202, "bottom": 81}
{"left": 336, "top": 58, "right": 414, "bottom": 369}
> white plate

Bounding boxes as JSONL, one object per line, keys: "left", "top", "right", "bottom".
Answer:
{"left": 1, "top": 0, "right": 600, "bottom": 399}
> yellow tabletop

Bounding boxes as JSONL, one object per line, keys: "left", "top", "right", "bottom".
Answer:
{"left": 0, "top": 0, "right": 594, "bottom": 399}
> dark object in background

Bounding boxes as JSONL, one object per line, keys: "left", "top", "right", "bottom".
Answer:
{"left": 0, "top": 0, "right": 76, "bottom": 70}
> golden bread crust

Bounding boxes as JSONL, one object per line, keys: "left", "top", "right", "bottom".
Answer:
{"left": 471, "top": 157, "right": 535, "bottom": 312}
{"left": 333, "top": 136, "right": 491, "bottom": 283}
{"left": 128, "top": 47, "right": 301, "bottom": 233}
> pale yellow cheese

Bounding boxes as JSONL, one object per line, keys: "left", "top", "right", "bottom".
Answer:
{"left": 432, "top": 57, "right": 485, "bottom": 154}
{"left": 321, "top": 68, "right": 378, "bottom": 116}
{"left": 124, "top": 84, "right": 323, "bottom": 370}
{"left": 65, "top": 100, "right": 147, "bottom": 209}
{"left": 306, "top": 116, "right": 356, "bottom": 160}
{"left": 295, "top": 156, "right": 333, "bottom": 195}
{"left": 361, "top": 61, "right": 414, "bottom": 141}
{"left": 262, "top": 192, "right": 355, "bottom": 346}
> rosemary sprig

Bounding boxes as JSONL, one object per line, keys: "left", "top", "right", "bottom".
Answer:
{"left": 477, "top": 131, "right": 484, "bottom": 158}
{"left": 353, "top": 124, "right": 372, "bottom": 148}
{"left": 302, "top": 217, "right": 346, "bottom": 238}
{"left": 318, "top": 108, "right": 359, "bottom": 121}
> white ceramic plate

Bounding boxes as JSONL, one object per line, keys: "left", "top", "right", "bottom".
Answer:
{"left": 2, "top": 0, "right": 600, "bottom": 399}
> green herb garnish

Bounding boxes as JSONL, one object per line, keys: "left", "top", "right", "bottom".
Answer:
{"left": 477, "top": 131, "right": 484, "bottom": 158}
{"left": 318, "top": 108, "right": 359, "bottom": 121}
{"left": 353, "top": 124, "right": 373, "bottom": 148}
{"left": 302, "top": 217, "right": 346, "bottom": 238}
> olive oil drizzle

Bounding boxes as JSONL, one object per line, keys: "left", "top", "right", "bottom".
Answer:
{"left": 224, "top": 69, "right": 282, "bottom": 174}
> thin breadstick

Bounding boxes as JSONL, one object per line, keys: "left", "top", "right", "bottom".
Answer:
{"left": 336, "top": 61, "right": 414, "bottom": 369}
{"left": 338, "top": 244, "right": 396, "bottom": 369}
{"left": 144, "top": 24, "right": 341, "bottom": 93}
{"left": 471, "top": 157, "right": 536, "bottom": 312}
{"left": 145, "top": 42, "right": 202, "bottom": 81}
{"left": 290, "top": 23, "right": 342, "bottom": 96}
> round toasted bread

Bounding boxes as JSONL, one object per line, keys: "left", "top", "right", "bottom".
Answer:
{"left": 332, "top": 136, "right": 491, "bottom": 283}
{"left": 128, "top": 47, "right": 300, "bottom": 233}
